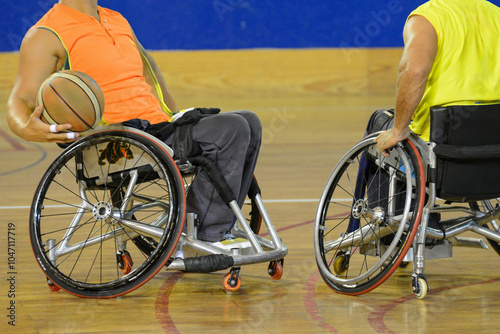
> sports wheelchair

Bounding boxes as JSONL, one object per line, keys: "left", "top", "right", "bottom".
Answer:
{"left": 29, "top": 125, "right": 287, "bottom": 298}
{"left": 314, "top": 104, "right": 500, "bottom": 299}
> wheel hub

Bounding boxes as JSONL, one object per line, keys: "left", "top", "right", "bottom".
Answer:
{"left": 352, "top": 199, "right": 366, "bottom": 219}
{"left": 371, "top": 206, "right": 385, "bottom": 225}
{"left": 351, "top": 199, "right": 385, "bottom": 225}
{"left": 93, "top": 201, "right": 112, "bottom": 220}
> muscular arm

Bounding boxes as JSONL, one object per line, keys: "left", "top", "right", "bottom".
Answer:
{"left": 134, "top": 35, "right": 177, "bottom": 113}
{"left": 375, "top": 15, "right": 438, "bottom": 156}
{"left": 7, "top": 28, "right": 79, "bottom": 142}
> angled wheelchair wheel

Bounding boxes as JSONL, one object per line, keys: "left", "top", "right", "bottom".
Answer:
{"left": 30, "top": 128, "right": 186, "bottom": 298}
{"left": 314, "top": 135, "right": 425, "bottom": 295}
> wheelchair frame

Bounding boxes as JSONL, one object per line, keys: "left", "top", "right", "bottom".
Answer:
{"left": 314, "top": 131, "right": 500, "bottom": 299}
{"left": 29, "top": 126, "right": 287, "bottom": 298}
{"left": 408, "top": 135, "right": 500, "bottom": 298}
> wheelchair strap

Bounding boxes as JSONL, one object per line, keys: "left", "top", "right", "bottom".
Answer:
{"left": 248, "top": 177, "right": 261, "bottom": 198}
{"left": 121, "top": 116, "right": 203, "bottom": 161}
{"left": 188, "top": 155, "right": 236, "bottom": 205}
{"left": 171, "top": 108, "right": 219, "bottom": 161}
{"left": 434, "top": 144, "right": 500, "bottom": 160}
{"left": 121, "top": 119, "right": 176, "bottom": 142}
{"left": 172, "top": 123, "right": 201, "bottom": 161}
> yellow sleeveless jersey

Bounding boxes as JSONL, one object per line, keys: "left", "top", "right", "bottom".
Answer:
{"left": 409, "top": 0, "right": 500, "bottom": 141}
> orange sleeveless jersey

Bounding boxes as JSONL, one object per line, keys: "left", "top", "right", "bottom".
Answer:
{"left": 32, "top": 4, "right": 171, "bottom": 124}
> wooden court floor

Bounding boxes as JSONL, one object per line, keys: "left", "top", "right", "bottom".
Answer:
{"left": 1, "top": 49, "right": 500, "bottom": 333}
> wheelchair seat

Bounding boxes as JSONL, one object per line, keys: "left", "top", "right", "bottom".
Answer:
{"left": 430, "top": 103, "right": 500, "bottom": 201}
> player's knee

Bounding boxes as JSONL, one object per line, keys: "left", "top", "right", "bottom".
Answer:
{"left": 239, "top": 110, "right": 262, "bottom": 133}
{"left": 221, "top": 114, "right": 252, "bottom": 146}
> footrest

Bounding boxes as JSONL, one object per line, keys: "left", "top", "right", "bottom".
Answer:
{"left": 448, "top": 236, "right": 488, "bottom": 249}
{"left": 212, "top": 238, "right": 253, "bottom": 255}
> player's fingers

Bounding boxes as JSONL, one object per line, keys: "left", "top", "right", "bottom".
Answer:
{"left": 47, "top": 123, "right": 74, "bottom": 133}
{"left": 58, "top": 123, "right": 74, "bottom": 131}
{"left": 66, "top": 132, "right": 77, "bottom": 140}
{"left": 51, "top": 132, "right": 79, "bottom": 143}
{"left": 57, "top": 132, "right": 79, "bottom": 141}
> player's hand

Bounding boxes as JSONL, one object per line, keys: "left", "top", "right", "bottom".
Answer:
{"left": 23, "top": 105, "right": 79, "bottom": 143}
{"left": 195, "top": 107, "right": 220, "bottom": 115}
{"left": 172, "top": 107, "right": 221, "bottom": 122}
{"left": 171, "top": 107, "right": 221, "bottom": 125}
{"left": 374, "top": 127, "right": 410, "bottom": 158}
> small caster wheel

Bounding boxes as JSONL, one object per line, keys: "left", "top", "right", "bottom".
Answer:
{"left": 223, "top": 268, "right": 241, "bottom": 292}
{"left": 398, "top": 261, "right": 411, "bottom": 271}
{"left": 268, "top": 259, "right": 284, "bottom": 280}
{"left": 117, "top": 250, "right": 133, "bottom": 275}
{"left": 412, "top": 274, "right": 429, "bottom": 299}
{"left": 333, "top": 251, "right": 349, "bottom": 276}
{"left": 47, "top": 278, "right": 60, "bottom": 292}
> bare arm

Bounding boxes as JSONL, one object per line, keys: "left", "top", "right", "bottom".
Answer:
{"left": 133, "top": 34, "right": 177, "bottom": 113}
{"left": 375, "top": 15, "right": 438, "bottom": 156}
{"left": 7, "top": 28, "right": 79, "bottom": 143}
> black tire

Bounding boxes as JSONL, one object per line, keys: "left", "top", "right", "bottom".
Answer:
{"left": 314, "top": 135, "right": 425, "bottom": 295}
{"left": 30, "top": 129, "right": 185, "bottom": 298}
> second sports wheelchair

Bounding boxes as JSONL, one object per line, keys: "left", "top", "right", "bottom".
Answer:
{"left": 29, "top": 125, "right": 287, "bottom": 298}
{"left": 314, "top": 104, "right": 500, "bottom": 299}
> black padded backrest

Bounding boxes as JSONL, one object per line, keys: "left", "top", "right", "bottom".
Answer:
{"left": 430, "top": 104, "right": 500, "bottom": 145}
{"left": 429, "top": 104, "right": 500, "bottom": 201}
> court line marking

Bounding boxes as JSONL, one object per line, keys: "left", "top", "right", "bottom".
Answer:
{"left": 0, "top": 198, "right": 356, "bottom": 210}
{"left": 0, "top": 137, "right": 47, "bottom": 176}
{"left": 0, "top": 126, "right": 25, "bottom": 151}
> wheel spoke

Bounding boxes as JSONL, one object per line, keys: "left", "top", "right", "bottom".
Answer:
{"left": 314, "top": 136, "right": 424, "bottom": 294}
{"left": 30, "top": 131, "right": 185, "bottom": 298}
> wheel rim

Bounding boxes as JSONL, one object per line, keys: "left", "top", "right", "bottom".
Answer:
{"left": 314, "top": 136, "right": 424, "bottom": 293}
{"left": 30, "top": 132, "right": 185, "bottom": 297}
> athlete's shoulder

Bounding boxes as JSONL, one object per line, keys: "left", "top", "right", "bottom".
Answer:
{"left": 98, "top": 6, "right": 128, "bottom": 20}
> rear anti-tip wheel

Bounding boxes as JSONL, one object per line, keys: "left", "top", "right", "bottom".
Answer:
{"left": 223, "top": 268, "right": 242, "bottom": 292}
{"left": 268, "top": 259, "right": 284, "bottom": 280}
{"left": 118, "top": 250, "right": 134, "bottom": 275}
{"left": 333, "top": 251, "right": 349, "bottom": 276}
{"left": 397, "top": 261, "right": 411, "bottom": 271}
{"left": 47, "top": 278, "right": 61, "bottom": 292}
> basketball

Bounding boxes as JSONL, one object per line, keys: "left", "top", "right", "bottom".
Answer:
{"left": 37, "top": 70, "right": 105, "bottom": 132}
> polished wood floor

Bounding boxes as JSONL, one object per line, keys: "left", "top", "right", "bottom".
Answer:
{"left": 1, "top": 49, "right": 500, "bottom": 333}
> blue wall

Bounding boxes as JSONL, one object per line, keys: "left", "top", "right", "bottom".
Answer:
{"left": 2, "top": 0, "right": 500, "bottom": 52}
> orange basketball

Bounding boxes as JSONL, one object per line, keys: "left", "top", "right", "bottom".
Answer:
{"left": 37, "top": 70, "right": 105, "bottom": 132}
